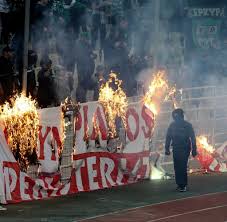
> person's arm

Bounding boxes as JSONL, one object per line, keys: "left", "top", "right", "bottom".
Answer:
{"left": 189, "top": 124, "right": 197, "bottom": 157}
{"left": 165, "top": 125, "right": 172, "bottom": 155}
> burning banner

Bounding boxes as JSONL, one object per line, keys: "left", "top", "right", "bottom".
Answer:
{"left": 195, "top": 135, "right": 227, "bottom": 172}
{"left": 98, "top": 73, "right": 128, "bottom": 138}
{"left": 196, "top": 135, "right": 215, "bottom": 171}
{"left": 0, "top": 94, "right": 39, "bottom": 172}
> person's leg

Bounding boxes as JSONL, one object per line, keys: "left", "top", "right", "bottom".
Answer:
{"left": 181, "top": 151, "right": 190, "bottom": 188}
{"left": 173, "top": 151, "right": 182, "bottom": 188}
{"left": 173, "top": 151, "right": 189, "bottom": 188}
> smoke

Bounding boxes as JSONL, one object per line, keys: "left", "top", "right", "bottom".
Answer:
{"left": 30, "top": 1, "right": 79, "bottom": 104}
{"left": 132, "top": 0, "right": 187, "bottom": 90}
{"left": 133, "top": 0, "right": 227, "bottom": 94}
{"left": 128, "top": 0, "right": 227, "bottom": 149}
{"left": 29, "top": 0, "right": 227, "bottom": 105}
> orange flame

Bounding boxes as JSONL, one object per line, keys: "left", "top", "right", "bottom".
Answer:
{"left": 196, "top": 135, "right": 215, "bottom": 154}
{"left": 144, "top": 71, "right": 176, "bottom": 115}
{"left": 98, "top": 73, "right": 128, "bottom": 138}
{"left": 0, "top": 94, "right": 39, "bottom": 171}
{"left": 165, "top": 86, "right": 178, "bottom": 109}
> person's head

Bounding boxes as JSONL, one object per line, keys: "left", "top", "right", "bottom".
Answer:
{"left": 2, "top": 46, "right": 14, "bottom": 59}
{"left": 39, "top": 0, "right": 48, "bottom": 5}
{"left": 120, "top": 18, "right": 128, "bottom": 29}
{"left": 40, "top": 56, "right": 52, "bottom": 71}
{"left": 80, "top": 32, "right": 89, "bottom": 43}
{"left": 172, "top": 108, "right": 184, "bottom": 121}
{"left": 58, "top": 16, "right": 65, "bottom": 26}
{"left": 97, "top": 65, "right": 104, "bottom": 73}
{"left": 95, "top": 65, "right": 105, "bottom": 80}
{"left": 28, "top": 50, "right": 38, "bottom": 67}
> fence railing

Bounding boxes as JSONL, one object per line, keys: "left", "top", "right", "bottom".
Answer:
{"left": 149, "top": 85, "right": 227, "bottom": 152}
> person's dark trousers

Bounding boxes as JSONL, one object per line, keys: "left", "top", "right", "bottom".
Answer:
{"left": 173, "top": 149, "right": 190, "bottom": 188}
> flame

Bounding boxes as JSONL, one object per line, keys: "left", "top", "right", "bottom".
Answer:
{"left": 61, "top": 97, "right": 70, "bottom": 143}
{"left": 144, "top": 71, "right": 176, "bottom": 115}
{"left": 165, "top": 86, "right": 178, "bottom": 109}
{"left": 196, "top": 135, "right": 215, "bottom": 154}
{"left": 0, "top": 94, "right": 39, "bottom": 171}
{"left": 98, "top": 73, "right": 128, "bottom": 138}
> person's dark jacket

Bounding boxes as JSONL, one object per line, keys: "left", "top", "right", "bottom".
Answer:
{"left": 37, "top": 68, "right": 56, "bottom": 108}
{"left": 165, "top": 117, "right": 197, "bottom": 154}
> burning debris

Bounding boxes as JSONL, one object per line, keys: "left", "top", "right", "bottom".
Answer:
{"left": 98, "top": 72, "right": 128, "bottom": 138}
{"left": 0, "top": 94, "right": 39, "bottom": 171}
{"left": 196, "top": 135, "right": 215, "bottom": 171}
{"left": 197, "top": 135, "right": 215, "bottom": 154}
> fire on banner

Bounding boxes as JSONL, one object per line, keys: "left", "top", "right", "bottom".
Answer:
{"left": 0, "top": 101, "right": 153, "bottom": 204}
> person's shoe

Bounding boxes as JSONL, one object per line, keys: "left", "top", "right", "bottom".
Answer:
{"left": 176, "top": 186, "right": 181, "bottom": 191}
{"left": 0, "top": 206, "right": 7, "bottom": 211}
{"left": 179, "top": 186, "right": 187, "bottom": 192}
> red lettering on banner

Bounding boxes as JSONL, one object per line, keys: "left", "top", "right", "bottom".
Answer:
{"left": 36, "top": 179, "right": 47, "bottom": 199}
{"left": 49, "top": 174, "right": 62, "bottom": 197}
{"left": 3, "top": 162, "right": 21, "bottom": 202}
{"left": 126, "top": 108, "right": 139, "bottom": 141}
{"left": 90, "top": 107, "right": 108, "bottom": 141}
{"left": 45, "top": 177, "right": 56, "bottom": 197}
{"left": 23, "top": 175, "right": 35, "bottom": 200}
{"left": 119, "top": 156, "right": 140, "bottom": 183}
{"left": 38, "top": 126, "right": 51, "bottom": 160}
{"left": 100, "top": 157, "right": 116, "bottom": 187}
{"left": 83, "top": 105, "right": 89, "bottom": 141}
{"left": 116, "top": 158, "right": 127, "bottom": 185}
{"left": 92, "top": 156, "right": 103, "bottom": 189}
{"left": 75, "top": 112, "right": 82, "bottom": 131}
{"left": 87, "top": 157, "right": 100, "bottom": 190}
{"left": 136, "top": 157, "right": 150, "bottom": 179}
{"left": 80, "top": 159, "right": 90, "bottom": 191}
{"left": 55, "top": 184, "right": 65, "bottom": 196}
{"left": 141, "top": 105, "right": 155, "bottom": 138}
{"left": 69, "top": 168, "right": 79, "bottom": 193}
{"left": 51, "top": 127, "right": 62, "bottom": 160}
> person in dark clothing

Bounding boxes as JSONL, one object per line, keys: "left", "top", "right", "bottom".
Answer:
{"left": 0, "top": 46, "right": 17, "bottom": 104}
{"left": 27, "top": 50, "right": 38, "bottom": 98}
{"left": 76, "top": 32, "right": 97, "bottom": 102}
{"left": 92, "top": 65, "right": 106, "bottom": 101}
{"left": 37, "top": 57, "right": 56, "bottom": 108}
{"left": 165, "top": 108, "right": 197, "bottom": 192}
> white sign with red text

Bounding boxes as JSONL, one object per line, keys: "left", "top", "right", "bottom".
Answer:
{"left": 0, "top": 151, "right": 150, "bottom": 204}
{"left": 0, "top": 101, "right": 154, "bottom": 204}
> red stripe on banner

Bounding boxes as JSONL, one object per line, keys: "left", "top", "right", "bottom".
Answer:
{"left": 2, "top": 151, "right": 150, "bottom": 204}
{"left": 72, "top": 151, "right": 150, "bottom": 161}
{"left": 214, "top": 164, "right": 220, "bottom": 172}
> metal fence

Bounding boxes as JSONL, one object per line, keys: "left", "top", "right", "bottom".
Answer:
{"left": 151, "top": 85, "right": 227, "bottom": 152}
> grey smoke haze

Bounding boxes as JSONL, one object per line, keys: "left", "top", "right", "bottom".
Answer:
{"left": 135, "top": 0, "right": 227, "bottom": 93}
{"left": 29, "top": 0, "right": 227, "bottom": 102}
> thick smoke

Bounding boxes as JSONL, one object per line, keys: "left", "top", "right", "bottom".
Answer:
{"left": 127, "top": 0, "right": 227, "bottom": 151}
{"left": 28, "top": 0, "right": 227, "bottom": 105}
